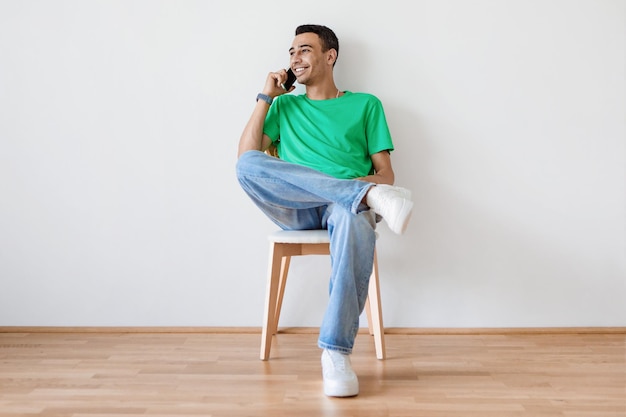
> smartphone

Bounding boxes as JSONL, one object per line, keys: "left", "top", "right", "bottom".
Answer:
{"left": 282, "top": 68, "right": 296, "bottom": 91}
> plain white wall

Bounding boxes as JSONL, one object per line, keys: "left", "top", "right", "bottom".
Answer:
{"left": 1, "top": 0, "right": 624, "bottom": 328}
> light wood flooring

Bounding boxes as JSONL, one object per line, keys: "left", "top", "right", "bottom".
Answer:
{"left": 0, "top": 330, "right": 624, "bottom": 416}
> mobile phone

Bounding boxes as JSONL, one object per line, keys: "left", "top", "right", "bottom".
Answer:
{"left": 282, "top": 68, "right": 296, "bottom": 91}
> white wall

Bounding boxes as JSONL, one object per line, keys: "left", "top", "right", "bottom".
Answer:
{"left": 1, "top": 0, "right": 624, "bottom": 328}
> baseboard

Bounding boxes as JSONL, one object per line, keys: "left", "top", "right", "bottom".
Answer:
{"left": 1, "top": 326, "right": 624, "bottom": 334}
{"left": 383, "top": 327, "right": 626, "bottom": 335}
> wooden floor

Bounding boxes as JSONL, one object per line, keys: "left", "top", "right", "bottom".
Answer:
{"left": 0, "top": 331, "right": 624, "bottom": 416}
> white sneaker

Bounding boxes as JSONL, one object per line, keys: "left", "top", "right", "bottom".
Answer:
{"left": 321, "top": 349, "right": 359, "bottom": 397}
{"left": 366, "top": 184, "right": 414, "bottom": 235}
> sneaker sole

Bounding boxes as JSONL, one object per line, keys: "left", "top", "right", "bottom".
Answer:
{"left": 323, "top": 380, "right": 359, "bottom": 397}
{"left": 388, "top": 199, "right": 413, "bottom": 235}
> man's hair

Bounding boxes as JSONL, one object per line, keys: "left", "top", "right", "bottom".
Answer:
{"left": 295, "top": 24, "right": 339, "bottom": 63}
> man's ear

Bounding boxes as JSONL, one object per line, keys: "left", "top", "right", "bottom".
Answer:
{"left": 327, "top": 48, "right": 337, "bottom": 66}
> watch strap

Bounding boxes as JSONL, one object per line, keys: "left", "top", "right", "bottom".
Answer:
{"left": 256, "top": 93, "right": 273, "bottom": 105}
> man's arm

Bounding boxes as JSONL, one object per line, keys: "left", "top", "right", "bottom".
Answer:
{"left": 357, "top": 150, "right": 395, "bottom": 185}
{"left": 237, "top": 70, "right": 294, "bottom": 158}
{"left": 237, "top": 99, "right": 273, "bottom": 157}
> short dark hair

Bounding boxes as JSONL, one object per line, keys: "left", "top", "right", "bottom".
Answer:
{"left": 295, "top": 24, "right": 339, "bottom": 60}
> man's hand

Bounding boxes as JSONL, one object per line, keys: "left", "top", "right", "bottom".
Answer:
{"left": 262, "top": 69, "right": 296, "bottom": 98}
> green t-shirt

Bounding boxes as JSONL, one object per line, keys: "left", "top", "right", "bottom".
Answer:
{"left": 263, "top": 91, "right": 394, "bottom": 179}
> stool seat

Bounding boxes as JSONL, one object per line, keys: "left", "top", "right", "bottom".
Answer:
{"left": 268, "top": 229, "right": 380, "bottom": 244}
{"left": 268, "top": 229, "right": 330, "bottom": 244}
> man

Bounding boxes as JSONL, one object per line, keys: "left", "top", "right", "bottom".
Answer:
{"left": 236, "top": 24, "right": 413, "bottom": 397}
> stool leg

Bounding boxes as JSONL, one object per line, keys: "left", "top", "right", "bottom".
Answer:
{"left": 367, "top": 249, "right": 386, "bottom": 360}
{"left": 261, "top": 243, "right": 283, "bottom": 360}
{"left": 365, "top": 297, "right": 374, "bottom": 336}
{"left": 272, "top": 256, "right": 291, "bottom": 335}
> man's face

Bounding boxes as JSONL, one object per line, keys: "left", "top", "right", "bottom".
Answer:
{"left": 289, "top": 32, "right": 333, "bottom": 85}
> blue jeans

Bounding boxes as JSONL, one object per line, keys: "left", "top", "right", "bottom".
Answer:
{"left": 236, "top": 150, "right": 377, "bottom": 354}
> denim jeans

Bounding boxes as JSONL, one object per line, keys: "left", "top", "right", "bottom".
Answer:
{"left": 236, "top": 150, "right": 378, "bottom": 354}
